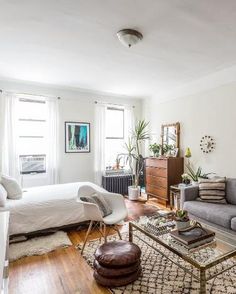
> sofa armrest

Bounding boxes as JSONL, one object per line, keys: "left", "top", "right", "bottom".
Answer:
{"left": 180, "top": 185, "right": 199, "bottom": 209}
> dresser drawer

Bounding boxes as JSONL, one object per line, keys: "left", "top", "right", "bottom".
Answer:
{"left": 146, "top": 185, "right": 168, "bottom": 199}
{"left": 146, "top": 166, "right": 167, "bottom": 178}
{"left": 146, "top": 158, "right": 167, "bottom": 169}
{"left": 146, "top": 175, "right": 167, "bottom": 188}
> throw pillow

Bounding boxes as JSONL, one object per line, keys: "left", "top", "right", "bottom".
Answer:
{"left": 0, "top": 184, "right": 7, "bottom": 206}
{"left": 80, "top": 193, "right": 112, "bottom": 217}
{"left": 198, "top": 177, "right": 226, "bottom": 203}
{"left": 1, "top": 175, "right": 22, "bottom": 200}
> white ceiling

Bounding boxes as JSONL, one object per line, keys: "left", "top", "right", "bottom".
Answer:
{"left": 1, "top": 0, "right": 236, "bottom": 101}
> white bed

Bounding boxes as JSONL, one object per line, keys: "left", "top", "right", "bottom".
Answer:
{"left": 0, "top": 182, "right": 105, "bottom": 236}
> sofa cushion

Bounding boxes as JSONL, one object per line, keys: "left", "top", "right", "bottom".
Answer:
{"left": 226, "top": 178, "right": 236, "bottom": 205}
{"left": 231, "top": 218, "right": 236, "bottom": 231}
{"left": 183, "top": 201, "right": 236, "bottom": 229}
{"left": 198, "top": 177, "right": 226, "bottom": 203}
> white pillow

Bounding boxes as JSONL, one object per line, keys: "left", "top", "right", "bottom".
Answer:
{"left": 0, "top": 184, "right": 7, "bottom": 206}
{"left": 1, "top": 175, "right": 22, "bottom": 200}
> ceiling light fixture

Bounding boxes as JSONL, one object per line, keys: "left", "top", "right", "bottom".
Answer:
{"left": 117, "top": 29, "right": 143, "bottom": 48}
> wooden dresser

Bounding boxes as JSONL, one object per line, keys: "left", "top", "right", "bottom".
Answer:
{"left": 145, "top": 157, "right": 184, "bottom": 206}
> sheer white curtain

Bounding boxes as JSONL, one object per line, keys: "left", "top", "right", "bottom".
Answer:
{"left": 1, "top": 92, "right": 21, "bottom": 181}
{"left": 46, "top": 97, "right": 59, "bottom": 185}
{"left": 124, "top": 105, "right": 135, "bottom": 142}
{"left": 94, "top": 103, "right": 106, "bottom": 185}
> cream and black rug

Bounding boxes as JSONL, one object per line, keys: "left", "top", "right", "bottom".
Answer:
{"left": 78, "top": 232, "right": 236, "bottom": 294}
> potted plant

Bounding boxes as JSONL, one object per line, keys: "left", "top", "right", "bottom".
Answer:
{"left": 181, "top": 173, "right": 191, "bottom": 185}
{"left": 149, "top": 143, "right": 162, "bottom": 157}
{"left": 162, "top": 144, "right": 174, "bottom": 156}
{"left": 186, "top": 164, "right": 211, "bottom": 185}
{"left": 175, "top": 210, "right": 190, "bottom": 230}
{"left": 125, "top": 120, "right": 149, "bottom": 200}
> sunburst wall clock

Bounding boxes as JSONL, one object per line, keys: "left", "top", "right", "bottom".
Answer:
{"left": 200, "top": 135, "right": 215, "bottom": 153}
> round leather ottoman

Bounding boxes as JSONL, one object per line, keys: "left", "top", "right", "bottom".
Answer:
{"left": 95, "top": 240, "right": 141, "bottom": 267}
{"left": 94, "top": 259, "right": 140, "bottom": 277}
{"left": 94, "top": 266, "right": 142, "bottom": 287}
{"left": 94, "top": 240, "right": 142, "bottom": 287}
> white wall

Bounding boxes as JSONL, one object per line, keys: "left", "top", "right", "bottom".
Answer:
{"left": 0, "top": 79, "right": 142, "bottom": 184}
{"left": 143, "top": 82, "right": 236, "bottom": 178}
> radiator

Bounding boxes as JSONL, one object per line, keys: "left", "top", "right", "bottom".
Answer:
{"left": 102, "top": 174, "right": 133, "bottom": 195}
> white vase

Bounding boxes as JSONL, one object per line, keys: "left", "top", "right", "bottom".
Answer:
{"left": 175, "top": 220, "right": 191, "bottom": 231}
{"left": 192, "top": 180, "right": 199, "bottom": 186}
{"left": 128, "top": 186, "right": 140, "bottom": 200}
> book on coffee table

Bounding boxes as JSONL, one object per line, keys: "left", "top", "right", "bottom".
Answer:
{"left": 170, "top": 227, "right": 215, "bottom": 249}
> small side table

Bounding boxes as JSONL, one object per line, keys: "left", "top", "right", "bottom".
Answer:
{"left": 169, "top": 185, "right": 181, "bottom": 211}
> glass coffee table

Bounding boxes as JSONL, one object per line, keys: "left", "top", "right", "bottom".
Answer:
{"left": 129, "top": 212, "right": 236, "bottom": 294}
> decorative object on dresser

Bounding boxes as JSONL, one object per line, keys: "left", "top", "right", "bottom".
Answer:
{"left": 145, "top": 157, "right": 184, "bottom": 206}
{"left": 0, "top": 211, "right": 9, "bottom": 294}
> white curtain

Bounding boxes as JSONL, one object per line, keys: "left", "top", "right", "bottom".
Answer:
{"left": 1, "top": 92, "right": 21, "bottom": 181}
{"left": 124, "top": 105, "right": 135, "bottom": 142}
{"left": 94, "top": 103, "right": 106, "bottom": 186}
{"left": 46, "top": 97, "right": 59, "bottom": 185}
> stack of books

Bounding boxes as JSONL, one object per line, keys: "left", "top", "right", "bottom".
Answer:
{"left": 170, "top": 227, "right": 215, "bottom": 250}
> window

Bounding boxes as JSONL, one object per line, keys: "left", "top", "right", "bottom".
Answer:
{"left": 105, "top": 107, "right": 127, "bottom": 170}
{"left": 105, "top": 107, "right": 124, "bottom": 139}
{"left": 17, "top": 96, "right": 47, "bottom": 174}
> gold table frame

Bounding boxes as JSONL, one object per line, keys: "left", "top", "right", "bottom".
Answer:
{"left": 129, "top": 222, "right": 236, "bottom": 294}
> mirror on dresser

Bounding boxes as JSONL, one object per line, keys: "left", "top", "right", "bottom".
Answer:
{"left": 145, "top": 122, "right": 183, "bottom": 206}
{"left": 161, "top": 122, "right": 180, "bottom": 149}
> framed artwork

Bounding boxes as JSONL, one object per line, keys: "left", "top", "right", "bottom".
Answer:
{"left": 65, "top": 122, "right": 90, "bottom": 153}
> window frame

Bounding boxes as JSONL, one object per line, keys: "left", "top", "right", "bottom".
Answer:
{"left": 17, "top": 96, "right": 47, "bottom": 175}
{"left": 105, "top": 107, "right": 125, "bottom": 139}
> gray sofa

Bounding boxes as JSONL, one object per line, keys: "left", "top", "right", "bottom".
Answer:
{"left": 181, "top": 178, "right": 236, "bottom": 235}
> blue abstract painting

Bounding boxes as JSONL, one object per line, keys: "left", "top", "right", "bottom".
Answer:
{"left": 65, "top": 122, "right": 90, "bottom": 153}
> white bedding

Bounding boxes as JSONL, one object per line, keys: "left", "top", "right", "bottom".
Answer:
{"left": 0, "top": 182, "right": 105, "bottom": 235}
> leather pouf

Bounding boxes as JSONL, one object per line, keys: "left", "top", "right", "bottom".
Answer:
{"left": 95, "top": 240, "right": 141, "bottom": 267}
{"left": 94, "top": 266, "right": 142, "bottom": 287}
{"left": 94, "top": 240, "right": 142, "bottom": 287}
{"left": 94, "top": 259, "right": 140, "bottom": 277}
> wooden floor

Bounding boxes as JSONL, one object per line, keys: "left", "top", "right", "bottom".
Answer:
{"left": 9, "top": 198, "right": 161, "bottom": 294}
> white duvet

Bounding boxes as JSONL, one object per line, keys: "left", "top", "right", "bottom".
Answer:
{"left": 0, "top": 182, "right": 105, "bottom": 236}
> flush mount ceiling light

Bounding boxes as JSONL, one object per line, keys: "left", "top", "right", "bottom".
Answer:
{"left": 117, "top": 29, "right": 143, "bottom": 48}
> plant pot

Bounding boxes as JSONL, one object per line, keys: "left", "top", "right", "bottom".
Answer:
{"left": 128, "top": 186, "right": 140, "bottom": 200}
{"left": 175, "top": 220, "right": 191, "bottom": 231}
{"left": 191, "top": 180, "right": 199, "bottom": 186}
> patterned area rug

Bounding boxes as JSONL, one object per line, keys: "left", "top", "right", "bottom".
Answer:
{"left": 79, "top": 232, "right": 236, "bottom": 294}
